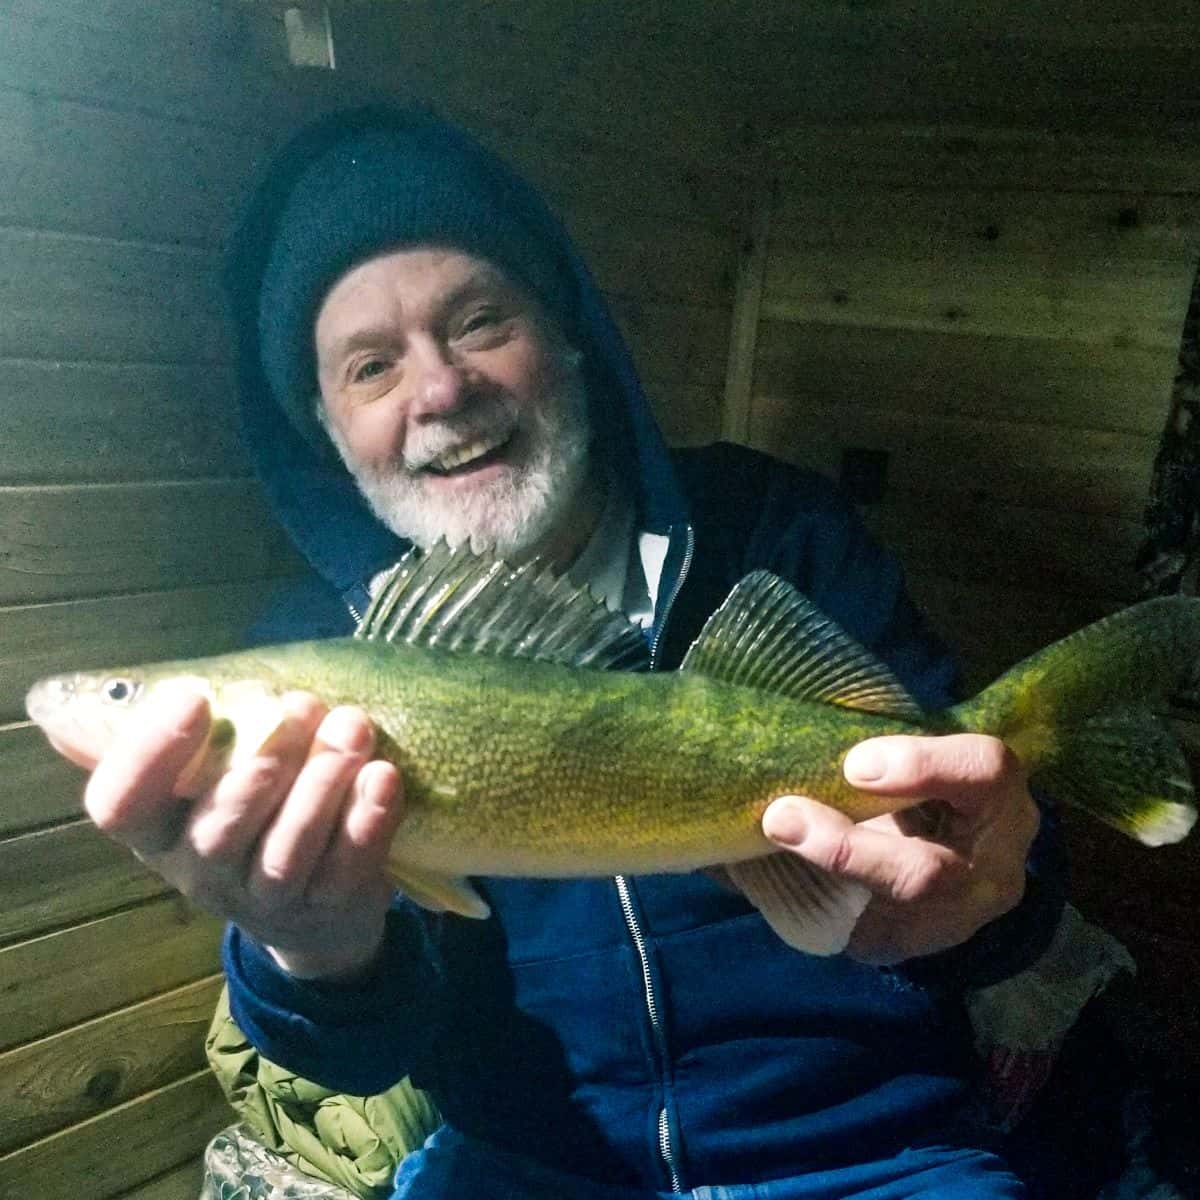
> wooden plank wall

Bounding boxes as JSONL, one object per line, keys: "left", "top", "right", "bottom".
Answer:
{"left": 697, "top": 0, "right": 1200, "bottom": 1078}
{"left": 743, "top": 140, "right": 1200, "bottom": 688}
{"left": 0, "top": 3, "right": 738, "bottom": 1195}
{"left": 0, "top": 4, "right": 336, "bottom": 1195}
{"left": 738, "top": 132, "right": 1200, "bottom": 1072}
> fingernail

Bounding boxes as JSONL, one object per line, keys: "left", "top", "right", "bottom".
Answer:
{"left": 152, "top": 686, "right": 208, "bottom": 732}
{"left": 321, "top": 706, "right": 371, "bottom": 754}
{"left": 762, "top": 797, "right": 806, "bottom": 846}
{"left": 844, "top": 742, "right": 887, "bottom": 783}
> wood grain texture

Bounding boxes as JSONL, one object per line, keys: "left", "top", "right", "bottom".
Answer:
{"left": 0, "top": 896, "right": 223, "bottom": 1052}
{"left": 0, "top": 580, "right": 291, "bottom": 724}
{"left": 900, "top": 572, "right": 1118, "bottom": 694}
{"left": 764, "top": 124, "right": 1200, "bottom": 196}
{"left": 0, "top": 86, "right": 258, "bottom": 248}
{"left": 0, "top": 480, "right": 299, "bottom": 607}
{"left": 610, "top": 297, "right": 730, "bottom": 389}
{"left": 722, "top": 186, "right": 774, "bottom": 445}
{"left": 750, "top": 395, "right": 1156, "bottom": 521}
{"left": 340, "top": 3, "right": 1200, "bottom": 174}
{"left": 568, "top": 211, "right": 736, "bottom": 307}
{"left": 0, "top": 2, "right": 285, "bottom": 128}
{"left": 110, "top": 1159, "right": 206, "bottom": 1200}
{"left": 0, "top": 229, "right": 228, "bottom": 364}
{"left": 505, "top": 126, "right": 741, "bottom": 230}
{"left": 753, "top": 321, "right": 1176, "bottom": 438}
{"left": 769, "top": 188, "right": 1200, "bottom": 264}
{"left": 0, "top": 975, "right": 223, "bottom": 1153}
{"left": 760, "top": 244, "right": 1193, "bottom": 352}
{"left": 0, "top": 361, "right": 246, "bottom": 484}
{"left": 0, "top": 820, "right": 169, "bottom": 945}
{"left": 875, "top": 494, "right": 1144, "bottom": 601}
{"left": 0, "top": 1068, "right": 231, "bottom": 1200}
{"left": 0, "top": 723, "right": 89, "bottom": 835}
{"left": 338, "top": 4, "right": 745, "bottom": 170}
{"left": 646, "top": 381, "right": 724, "bottom": 448}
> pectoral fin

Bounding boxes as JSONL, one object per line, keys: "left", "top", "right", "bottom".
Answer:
{"left": 720, "top": 853, "right": 872, "bottom": 956}
{"left": 387, "top": 861, "right": 491, "bottom": 919}
{"left": 159, "top": 678, "right": 291, "bottom": 796}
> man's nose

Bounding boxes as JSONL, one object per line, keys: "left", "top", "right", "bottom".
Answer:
{"left": 408, "top": 340, "right": 466, "bottom": 420}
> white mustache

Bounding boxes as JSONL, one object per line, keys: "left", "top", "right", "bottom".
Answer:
{"left": 402, "top": 413, "right": 516, "bottom": 474}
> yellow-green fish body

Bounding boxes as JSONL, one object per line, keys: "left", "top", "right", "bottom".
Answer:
{"left": 278, "top": 637, "right": 933, "bottom": 876}
{"left": 25, "top": 542, "right": 1198, "bottom": 953}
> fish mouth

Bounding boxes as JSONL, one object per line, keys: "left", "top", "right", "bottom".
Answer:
{"left": 25, "top": 679, "right": 103, "bottom": 770}
{"left": 421, "top": 430, "right": 514, "bottom": 477}
{"left": 42, "top": 728, "right": 100, "bottom": 771}
{"left": 25, "top": 676, "right": 72, "bottom": 728}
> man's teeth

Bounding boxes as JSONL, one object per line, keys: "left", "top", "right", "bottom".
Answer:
{"left": 429, "top": 436, "right": 505, "bottom": 473}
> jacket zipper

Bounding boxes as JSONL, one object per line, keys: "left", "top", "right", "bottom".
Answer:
{"left": 618, "top": 524, "right": 693, "bottom": 1192}
{"left": 358, "top": 530, "right": 694, "bottom": 1186}
{"left": 628, "top": 520, "right": 696, "bottom": 1185}
{"left": 649, "top": 525, "right": 695, "bottom": 670}
{"left": 615, "top": 874, "right": 684, "bottom": 1193}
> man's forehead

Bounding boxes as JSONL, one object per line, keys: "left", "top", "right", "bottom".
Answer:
{"left": 312, "top": 246, "right": 554, "bottom": 367}
{"left": 314, "top": 245, "right": 535, "bottom": 349}
{"left": 326, "top": 246, "right": 519, "bottom": 308}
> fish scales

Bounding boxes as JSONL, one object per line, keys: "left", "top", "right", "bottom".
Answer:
{"left": 24, "top": 544, "right": 1199, "bottom": 954}
{"left": 243, "top": 638, "right": 919, "bottom": 877}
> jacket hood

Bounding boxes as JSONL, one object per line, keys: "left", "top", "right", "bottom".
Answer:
{"left": 223, "top": 105, "right": 688, "bottom": 611}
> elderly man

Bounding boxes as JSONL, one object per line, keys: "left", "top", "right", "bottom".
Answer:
{"left": 82, "top": 108, "right": 1058, "bottom": 1198}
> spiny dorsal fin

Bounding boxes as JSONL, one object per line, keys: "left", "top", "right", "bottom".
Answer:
{"left": 356, "top": 541, "right": 649, "bottom": 672}
{"left": 680, "top": 571, "right": 923, "bottom": 719}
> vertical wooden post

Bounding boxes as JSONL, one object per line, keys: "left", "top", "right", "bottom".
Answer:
{"left": 721, "top": 180, "right": 774, "bottom": 446}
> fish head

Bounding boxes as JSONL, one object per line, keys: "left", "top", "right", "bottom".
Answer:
{"left": 26, "top": 667, "right": 177, "bottom": 770}
{"left": 26, "top": 663, "right": 292, "bottom": 789}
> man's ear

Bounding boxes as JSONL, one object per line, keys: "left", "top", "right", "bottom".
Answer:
{"left": 311, "top": 394, "right": 344, "bottom": 465}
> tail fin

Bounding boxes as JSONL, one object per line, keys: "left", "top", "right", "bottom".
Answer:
{"left": 952, "top": 597, "right": 1200, "bottom": 846}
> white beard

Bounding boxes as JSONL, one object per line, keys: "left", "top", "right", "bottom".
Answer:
{"left": 322, "top": 365, "right": 593, "bottom": 560}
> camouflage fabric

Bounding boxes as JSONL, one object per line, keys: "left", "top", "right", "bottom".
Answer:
{"left": 202, "top": 1125, "right": 360, "bottom": 1200}
{"left": 205, "top": 987, "right": 441, "bottom": 1199}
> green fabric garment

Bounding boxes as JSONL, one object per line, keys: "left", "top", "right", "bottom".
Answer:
{"left": 206, "top": 985, "right": 442, "bottom": 1199}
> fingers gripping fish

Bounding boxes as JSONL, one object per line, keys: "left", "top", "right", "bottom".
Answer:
{"left": 26, "top": 542, "right": 1199, "bottom": 956}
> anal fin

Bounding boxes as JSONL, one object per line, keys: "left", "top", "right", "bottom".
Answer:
{"left": 721, "top": 853, "right": 871, "bottom": 956}
{"left": 387, "top": 859, "right": 491, "bottom": 920}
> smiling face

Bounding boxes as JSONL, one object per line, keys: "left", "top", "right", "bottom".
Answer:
{"left": 314, "top": 246, "right": 599, "bottom": 563}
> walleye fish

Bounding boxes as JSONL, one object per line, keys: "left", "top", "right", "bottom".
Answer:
{"left": 25, "top": 542, "right": 1199, "bottom": 955}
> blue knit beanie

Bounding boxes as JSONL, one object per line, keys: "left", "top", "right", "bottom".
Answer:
{"left": 256, "top": 111, "right": 579, "bottom": 448}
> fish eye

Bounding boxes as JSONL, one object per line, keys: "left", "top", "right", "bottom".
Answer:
{"left": 102, "top": 678, "right": 138, "bottom": 704}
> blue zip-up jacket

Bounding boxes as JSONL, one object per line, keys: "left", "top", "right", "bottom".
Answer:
{"left": 221, "top": 108, "right": 1065, "bottom": 1192}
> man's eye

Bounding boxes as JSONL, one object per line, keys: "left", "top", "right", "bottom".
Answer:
{"left": 458, "top": 309, "right": 502, "bottom": 337}
{"left": 352, "top": 358, "right": 390, "bottom": 383}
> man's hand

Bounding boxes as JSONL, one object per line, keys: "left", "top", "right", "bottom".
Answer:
{"left": 761, "top": 734, "right": 1039, "bottom": 964}
{"left": 82, "top": 689, "right": 403, "bottom": 980}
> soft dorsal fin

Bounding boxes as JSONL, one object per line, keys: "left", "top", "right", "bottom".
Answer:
{"left": 680, "top": 571, "right": 923, "bottom": 719}
{"left": 356, "top": 541, "right": 649, "bottom": 672}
